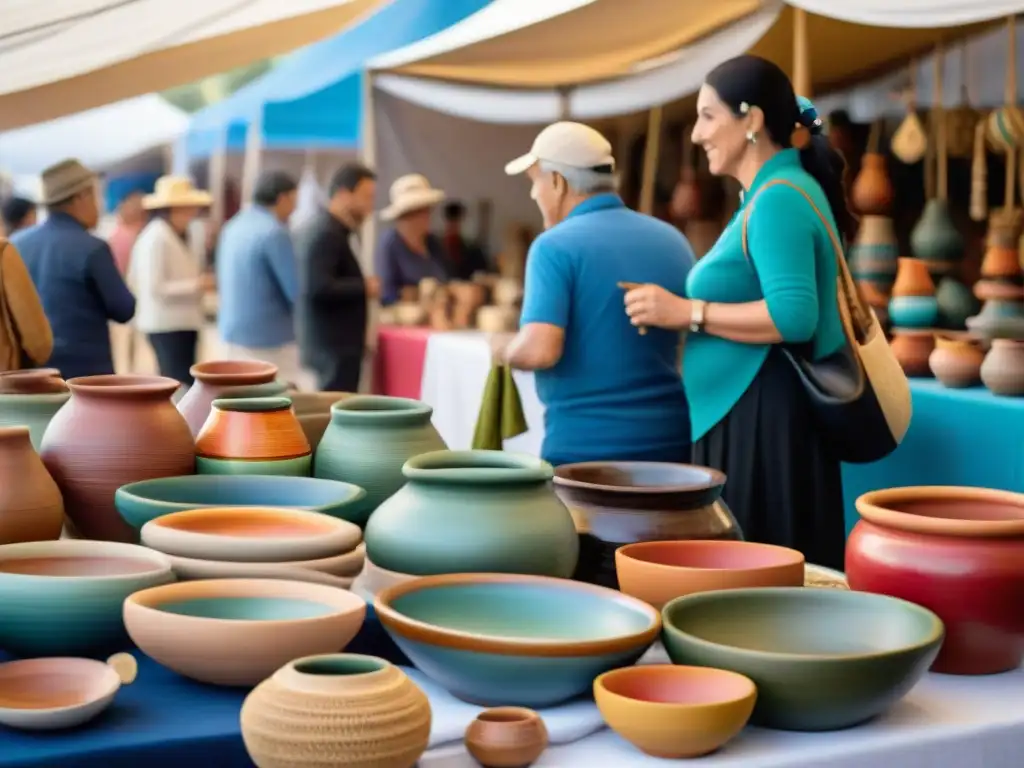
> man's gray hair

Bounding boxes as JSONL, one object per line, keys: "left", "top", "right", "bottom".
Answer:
{"left": 538, "top": 160, "right": 618, "bottom": 195}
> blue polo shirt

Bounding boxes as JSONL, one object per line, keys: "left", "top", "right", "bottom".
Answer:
{"left": 520, "top": 194, "right": 694, "bottom": 466}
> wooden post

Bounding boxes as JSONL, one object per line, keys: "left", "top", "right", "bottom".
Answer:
{"left": 792, "top": 7, "right": 811, "bottom": 97}
{"left": 639, "top": 106, "right": 663, "bottom": 215}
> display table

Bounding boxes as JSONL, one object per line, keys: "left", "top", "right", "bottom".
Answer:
{"left": 373, "top": 325, "right": 434, "bottom": 399}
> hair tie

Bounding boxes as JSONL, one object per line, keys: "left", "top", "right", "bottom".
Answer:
{"left": 792, "top": 95, "right": 824, "bottom": 149}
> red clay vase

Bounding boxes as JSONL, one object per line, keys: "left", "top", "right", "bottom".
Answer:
{"left": 40, "top": 375, "right": 195, "bottom": 543}
{"left": 0, "top": 426, "right": 64, "bottom": 543}
{"left": 847, "top": 486, "right": 1024, "bottom": 675}
{"left": 176, "top": 360, "right": 283, "bottom": 437}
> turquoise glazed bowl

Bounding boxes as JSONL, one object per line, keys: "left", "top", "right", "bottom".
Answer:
{"left": 115, "top": 475, "right": 366, "bottom": 529}
{"left": 662, "top": 588, "right": 944, "bottom": 731}
{"left": 888, "top": 295, "right": 939, "bottom": 329}
{"left": 0, "top": 540, "right": 174, "bottom": 657}
{"left": 375, "top": 573, "right": 660, "bottom": 707}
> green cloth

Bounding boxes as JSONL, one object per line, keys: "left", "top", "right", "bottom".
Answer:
{"left": 472, "top": 365, "right": 528, "bottom": 449}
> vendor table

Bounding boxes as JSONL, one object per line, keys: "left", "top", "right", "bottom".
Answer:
{"left": 373, "top": 325, "right": 434, "bottom": 399}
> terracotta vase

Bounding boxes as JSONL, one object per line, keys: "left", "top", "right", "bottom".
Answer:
{"left": 910, "top": 200, "right": 964, "bottom": 277}
{"left": 848, "top": 486, "right": 1024, "bottom": 674}
{"left": 850, "top": 153, "right": 894, "bottom": 215}
{"left": 240, "top": 654, "right": 431, "bottom": 768}
{"left": 891, "top": 258, "right": 936, "bottom": 298}
{"left": 980, "top": 340, "right": 1024, "bottom": 396}
{"left": 176, "top": 360, "right": 285, "bottom": 437}
{"left": 40, "top": 375, "right": 196, "bottom": 542}
{"left": 195, "top": 397, "right": 312, "bottom": 476}
{"left": 0, "top": 369, "right": 66, "bottom": 395}
{"left": 465, "top": 708, "right": 549, "bottom": 768}
{"left": 928, "top": 335, "right": 984, "bottom": 388}
{"left": 0, "top": 389, "right": 70, "bottom": 451}
{"left": 934, "top": 278, "right": 980, "bottom": 330}
{"left": 980, "top": 246, "right": 1024, "bottom": 280}
{"left": 849, "top": 215, "right": 898, "bottom": 291}
{"left": 0, "top": 426, "right": 64, "bottom": 544}
{"left": 889, "top": 331, "right": 935, "bottom": 377}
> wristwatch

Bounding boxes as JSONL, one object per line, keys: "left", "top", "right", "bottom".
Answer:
{"left": 689, "top": 299, "right": 707, "bottom": 333}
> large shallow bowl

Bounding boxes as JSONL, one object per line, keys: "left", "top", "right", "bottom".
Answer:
{"left": 375, "top": 573, "right": 660, "bottom": 707}
{"left": 124, "top": 579, "right": 366, "bottom": 686}
{"left": 662, "top": 588, "right": 943, "bottom": 731}
{"left": 166, "top": 543, "right": 365, "bottom": 585}
{"left": 115, "top": 475, "right": 366, "bottom": 529}
{"left": 0, "top": 540, "right": 173, "bottom": 657}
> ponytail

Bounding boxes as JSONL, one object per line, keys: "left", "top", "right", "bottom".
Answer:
{"left": 799, "top": 134, "right": 858, "bottom": 245}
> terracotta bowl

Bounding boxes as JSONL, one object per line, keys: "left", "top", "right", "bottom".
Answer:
{"left": 464, "top": 707, "right": 549, "bottom": 767}
{"left": 0, "top": 540, "right": 174, "bottom": 657}
{"left": 124, "top": 578, "right": 366, "bottom": 686}
{"left": 594, "top": 665, "right": 756, "bottom": 758}
{"left": 166, "top": 543, "right": 365, "bottom": 585}
{"left": 616, "top": 540, "right": 805, "bottom": 609}
{"left": 140, "top": 507, "right": 362, "bottom": 563}
{"left": 375, "top": 573, "right": 660, "bottom": 707}
{"left": 662, "top": 587, "right": 943, "bottom": 731}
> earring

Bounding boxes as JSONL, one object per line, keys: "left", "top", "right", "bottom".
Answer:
{"left": 746, "top": 130, "right": 757, "bottom": 145}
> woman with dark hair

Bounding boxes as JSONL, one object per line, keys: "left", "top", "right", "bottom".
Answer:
{"left": 623, "top": 55, "right": 852, "bottom": 570}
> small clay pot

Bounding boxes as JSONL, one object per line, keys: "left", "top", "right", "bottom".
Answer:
{"left": 0, "top": 370, "right": 67, "bottom": 395}
{"left": 891, "top": 258, "right": 936, "bottom": 298}
{"left": 850, "top": 153, "right": 894, "bottom": 215}
{"left": 980, "top": 340, "right": 1024, "bottom": 396}
{"left": 465, "top": 707, "right": 549, "bottom": 768}
{"left": 929, "top": 335, "right": 984, "bottom": 388}
{"left": 980, "top": 245, "right": 1024, "bottom": 280}
{"left": 890, "top": 331, "right": 935, "bottom": 377}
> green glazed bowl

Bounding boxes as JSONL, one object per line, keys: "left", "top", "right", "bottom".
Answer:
{"left": 662, "top": 587, "right": 943, "bottom": 731}
{"left": 115, "top": 475, "right": 366, "bottom": 529}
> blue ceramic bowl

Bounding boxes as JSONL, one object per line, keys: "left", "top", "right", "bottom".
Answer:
{"left": 375, "top": 573, "right": 660, "bottom": 707}
{"left": 888, "top": 295, "right": 939, "bottom": 329}
{"left": 115, "top": 475, "right": 366, "bottom": 529}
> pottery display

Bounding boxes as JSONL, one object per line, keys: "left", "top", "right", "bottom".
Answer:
{"left": 195, "top": 397, "right": 312, "bottom": 476}
{"left": 848, "top": 215, "right": 898, "bottom": 291}
{"left": 0, "top": 539, "right": 173, "bottom": 657}
{"left": 124, "top": 578, "right": 367, "bottom": 686}
{"left": 849, "top": 486, "right": 1024, "bottom": 674}
{"left": 910, "top": 199, "right": 964, "bottom": 277}
{"left": 314, "top": 396, "right": 447, "bottom": 524}
{"left": 366, "top": 450, "right": 578, "bottom": 578}
{"left": 552, "top": 462, "right": 739, "bottom": 589}
{"left": 980, "top": 339, "right": 1024, "bottom": 396}
{"left": 177, "top": 360, "right": 285, "bottom": 437}
{"left": 593, "top": 665, "right": 755, "bottom": 758}
{"left": 241, "top": 653, "right": 431, "bottom": 768}
{"left": 0, "top": 654, "right": 136, "bottom": 731}
{"left": 40, "top": 375, "right": 195, "bottom": 542}
{"left": 374, "top": 573, "right": 660, "bottom": 707}
{"left": 165, "top": 543, "right": 364, "bottom": 585}
{"left": 115, "top": 474, "right": 366, "bottom": 530}
{"left": 449, "top": 281, "right": 488, "bottom": 328}
{"left": 928, "top": 335, "right": 985, "bottom": 387}
{"left": 935, "top": 278, "right": 980, "bottom": 330}
{"left": 0, "top": 426, "right": 64, "bottom": 544}
{"left": 464, "top": 707, "right": 548, "bottom": 768}
{"left": 850, "top": 152, "right": 894, "bottom": 215}
{"left": 286, "top": 391, "right": 352, "bottom": 449}
{"left": 140, "top": 507, "right": 362, "bottom": 563}
{"left": 662, "top": 587, "right": 943, "bottom": 731}
{"left": 615, "top": 540, "right": 804, "bottom": 610}
{"left": 890, "top": 330, "right": 935, "bottom": 377}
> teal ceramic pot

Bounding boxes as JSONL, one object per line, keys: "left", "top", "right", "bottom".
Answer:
{"left": 849, "top": 215, "right": 898, "bottom": 289}
{"left": 0, "top": 391, "right": 70, "bottom": 451}
{"left": 910, "top": 199, "right": 964, "bottom": 277}
{"left": 0, "top": 540, "right": 174, "bottom": 657}
{"left": 967, "top": 299, "right": 1024, "bottom": 340}
{"left": 314, "top": 396, "right": 446, "bottom": 523}
{"left": 888, "top": 295, "right": 939, "bottom": 329}
{"left": 365, "top": 451, "right": 579, "bottom": 577}
{"left": 662, "top": 587, "right": 943, "bottom": 731}
{"left": 935, "top": 278, "right": 981, "bottom": 330}
{"left": 115, "top": 475, "right": 366, "bottom": 529}
{"left": 375, "top": 573, "right": 661, "bottom": 707}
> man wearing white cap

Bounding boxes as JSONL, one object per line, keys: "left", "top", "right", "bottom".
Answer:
{"left": 496, "top": 122, "right": 695, "bottom": 466}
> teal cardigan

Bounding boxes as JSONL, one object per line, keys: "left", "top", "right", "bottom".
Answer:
{"left": 683, "top": 149, "right": 846, "bottom": 442}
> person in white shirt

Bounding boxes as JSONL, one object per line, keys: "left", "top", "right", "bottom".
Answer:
{"left": 128, "top": 176, "right": 214, "bottom": 386}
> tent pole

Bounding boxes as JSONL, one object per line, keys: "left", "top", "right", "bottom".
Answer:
{"left": 360, "top": 70, "right": 378, "bottom": 276}
{"left": 558, "top": 87, "right": 571, "bottom": 120}
{"left": 240, "top": 113, "right": 264, "bottom": 209}
{"left": 209, "top": 129, "right": 228, "bottom": 228}
{"left": 792, "top": 7, "right": 811, "bottom": 97}
{"left": 639, "top": 106, "right": 663, "bottom": 215}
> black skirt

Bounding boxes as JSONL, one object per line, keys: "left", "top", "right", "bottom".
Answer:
{"left": 693, "top": 347, "right": 846, "bottom": 571}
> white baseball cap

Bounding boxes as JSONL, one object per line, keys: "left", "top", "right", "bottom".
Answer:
{"left": 505, "top": 121, "right": 615, "bottom": 176}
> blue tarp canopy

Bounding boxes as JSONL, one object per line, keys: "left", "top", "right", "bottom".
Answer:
{"left": 185, "top": 0, "right": 492, "bottom": 158}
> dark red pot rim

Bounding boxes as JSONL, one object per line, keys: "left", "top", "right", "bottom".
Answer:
{"left": 856, "top": 485, "right": 1024, "bottom": 538}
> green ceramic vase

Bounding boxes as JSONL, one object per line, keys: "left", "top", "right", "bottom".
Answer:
{"left": 910, "top": 199, "right": 964, "bottom": 277}
{"left": 314, "top": 396, "right": 446, "bottom": 524}
{"left": 0, "top": 391, "right": 71, "bottom": 451}
{"left": 365, "top": 450, "right": 580, "bottom": 577}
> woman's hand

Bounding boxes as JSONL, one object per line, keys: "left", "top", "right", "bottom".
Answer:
{"left": 624, "top": 284, "right": 691, "bottom": 331}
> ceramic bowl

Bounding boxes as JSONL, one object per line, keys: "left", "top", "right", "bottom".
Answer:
{"left": 464, "top": 707, "right": 549, "bottom": 768}
{"left": 0, "top": 540, "right": 174, "bottom": 657}
{"left": 140, "top": 507, "right": 362, "bottom": 563}
{"left": 375, "top": 573, "right": 660, "bottom": 707}
{"left": 662, "top": 587, "right": 943, "bottom": 731}
{"left": 115, "top": 474, "right": 367, "bottom": 529}
{"left": 0, "top": 654, "right": 136, "bottom": 730}
{"left": 124, "top": 578, "right": 366, "bottom": 686}
{"left": 615, "top": 540, "right": 805, "bottom": 609}
{"left": 594, "top": 665, "right": 755, "bottom": 758}
{"left": 165, "top": 543, "right": 365, "bottom": 585}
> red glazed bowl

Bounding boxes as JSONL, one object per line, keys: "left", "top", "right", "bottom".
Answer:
{"left": 848, "top": 485, "right": 1024, "bottom": 675}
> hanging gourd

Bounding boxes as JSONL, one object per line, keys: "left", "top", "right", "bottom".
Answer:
{"left": 851, "top": 121, "right": 894, "bottom": 215}
{"left": 891, "top": 59, "right": 929, "bottom": 165}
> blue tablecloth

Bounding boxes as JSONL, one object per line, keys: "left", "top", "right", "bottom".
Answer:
{"left": 841, "top": 380, "right": 1024, "bottom": 533}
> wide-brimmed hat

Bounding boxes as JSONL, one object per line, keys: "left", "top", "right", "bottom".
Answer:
{"left": 143, "top": 176, "right": 213, "bottom": 210}
{"left": 380, "top": 174, "right": 445, "bottom": 222}
{"left": 505, "top": 121, "right": 615, "bottom": 176}
{"left": 40, "top": 159, "right": 98, "bottom": 205}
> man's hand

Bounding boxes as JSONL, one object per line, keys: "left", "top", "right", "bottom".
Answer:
{"left": 489, "top": 332, "right": 515, "bottom": 365}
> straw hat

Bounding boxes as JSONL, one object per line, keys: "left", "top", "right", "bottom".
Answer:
{"left": 40, "top": 159, "right": 98, "bottom": 205}
{"left": 143, "top": 176, "right": 213, "bottom": 210}
{"left": 380, "top": 174, "right": 444, "bottom": 222}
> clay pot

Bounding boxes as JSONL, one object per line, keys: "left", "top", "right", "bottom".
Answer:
{"left": 0, "top": 370, "right": 66, "bottom": 395}
{"left": 966, "top": 298, "right": 1024, "bottom": 341}
{"left": 449, "top": 281, "right": 487, "bottom": 329}
{"left": 889, "top": 331, "right": 935, "bottom": 377}
{"left": 849, "top": 216, "right": 898, "bottom": 290}
{"left": 980, "top": 246, "right": 1023, "bottom": 280}
{"left": 40, "top": 375, "right": 196, "bottom": 542}
{"left": 848, "top": 486, "right": 1024, "bottom": 674}
{"left": 476, "top": 305, "right": 518, "bottom": 333}
{"left": 910, "top": 200, "right": 964, "bottom": 277}
{"left": 935, "top": 278, "right": 980, "bottom": 330}
{"left": 850, "top": 153, "right": 894, "bottom": 215}
{"left": 392, "top": 301, "right": 426, "bottom": 327}
{"left": 0, "top": 389, "right": 70, "bottom": 451}
{"left": 241, "top": 654, "right": 430, "bottom": 768}
{"left": 465, "top": 708, "right": 549, "bottom": 768}
{"left": 891, "top": 257, "right": 936, "bottom": 298}
{"left": 492, "top": 278, "right": 523, "bottom": 308}
{"left": 176, "top": 360, "right": 285, "bottom": 437}
{"left": 195, "top": 397, "right": 312, "bottom": 476}
{"left": 928, "top": 335, "right": 984, "bottom": 388}
{"left": 0, "top": 426, "right": 63, "bottom": 544}
{"left": 981, "top": 339, "right": 1024, "bottom": 396}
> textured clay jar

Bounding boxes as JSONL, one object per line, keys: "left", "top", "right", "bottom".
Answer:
{"left": 850, "top": 153, "right": 894, "bottom": 215}
{"left": 849, "top": 215, "right": 898, "bottom": 291}
{"left": 176, "top": 360, "right": 284, "bottom": 437}
{"left": 240, "top": 654, "right": 431, "bottom": 768}
{"left": 41, "top": 376, "right": 196, "bottom": 542}
{"left": 0, "top": 426, "right": 64, "bottom": 544}
{"left": 928, "top": 335, "right": 985, "bottom": 388}
{"left": 889, "top": 331, "right": 935, "bottom": 377}
{"left": 980, "top": 340, "right": 1024, "bottom": 396}
{"left": 195, "top": 397, "right": 312, "bottom": 476}
{"left": 465, "top": 708, "right": 549, "bottom": 768}
{"left": 891, "top": 257, "right": 936, "bottom": 298}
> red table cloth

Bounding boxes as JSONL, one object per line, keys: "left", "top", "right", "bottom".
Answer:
{"left": 373, "top": 325, "right": 434, "bottom": 399}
